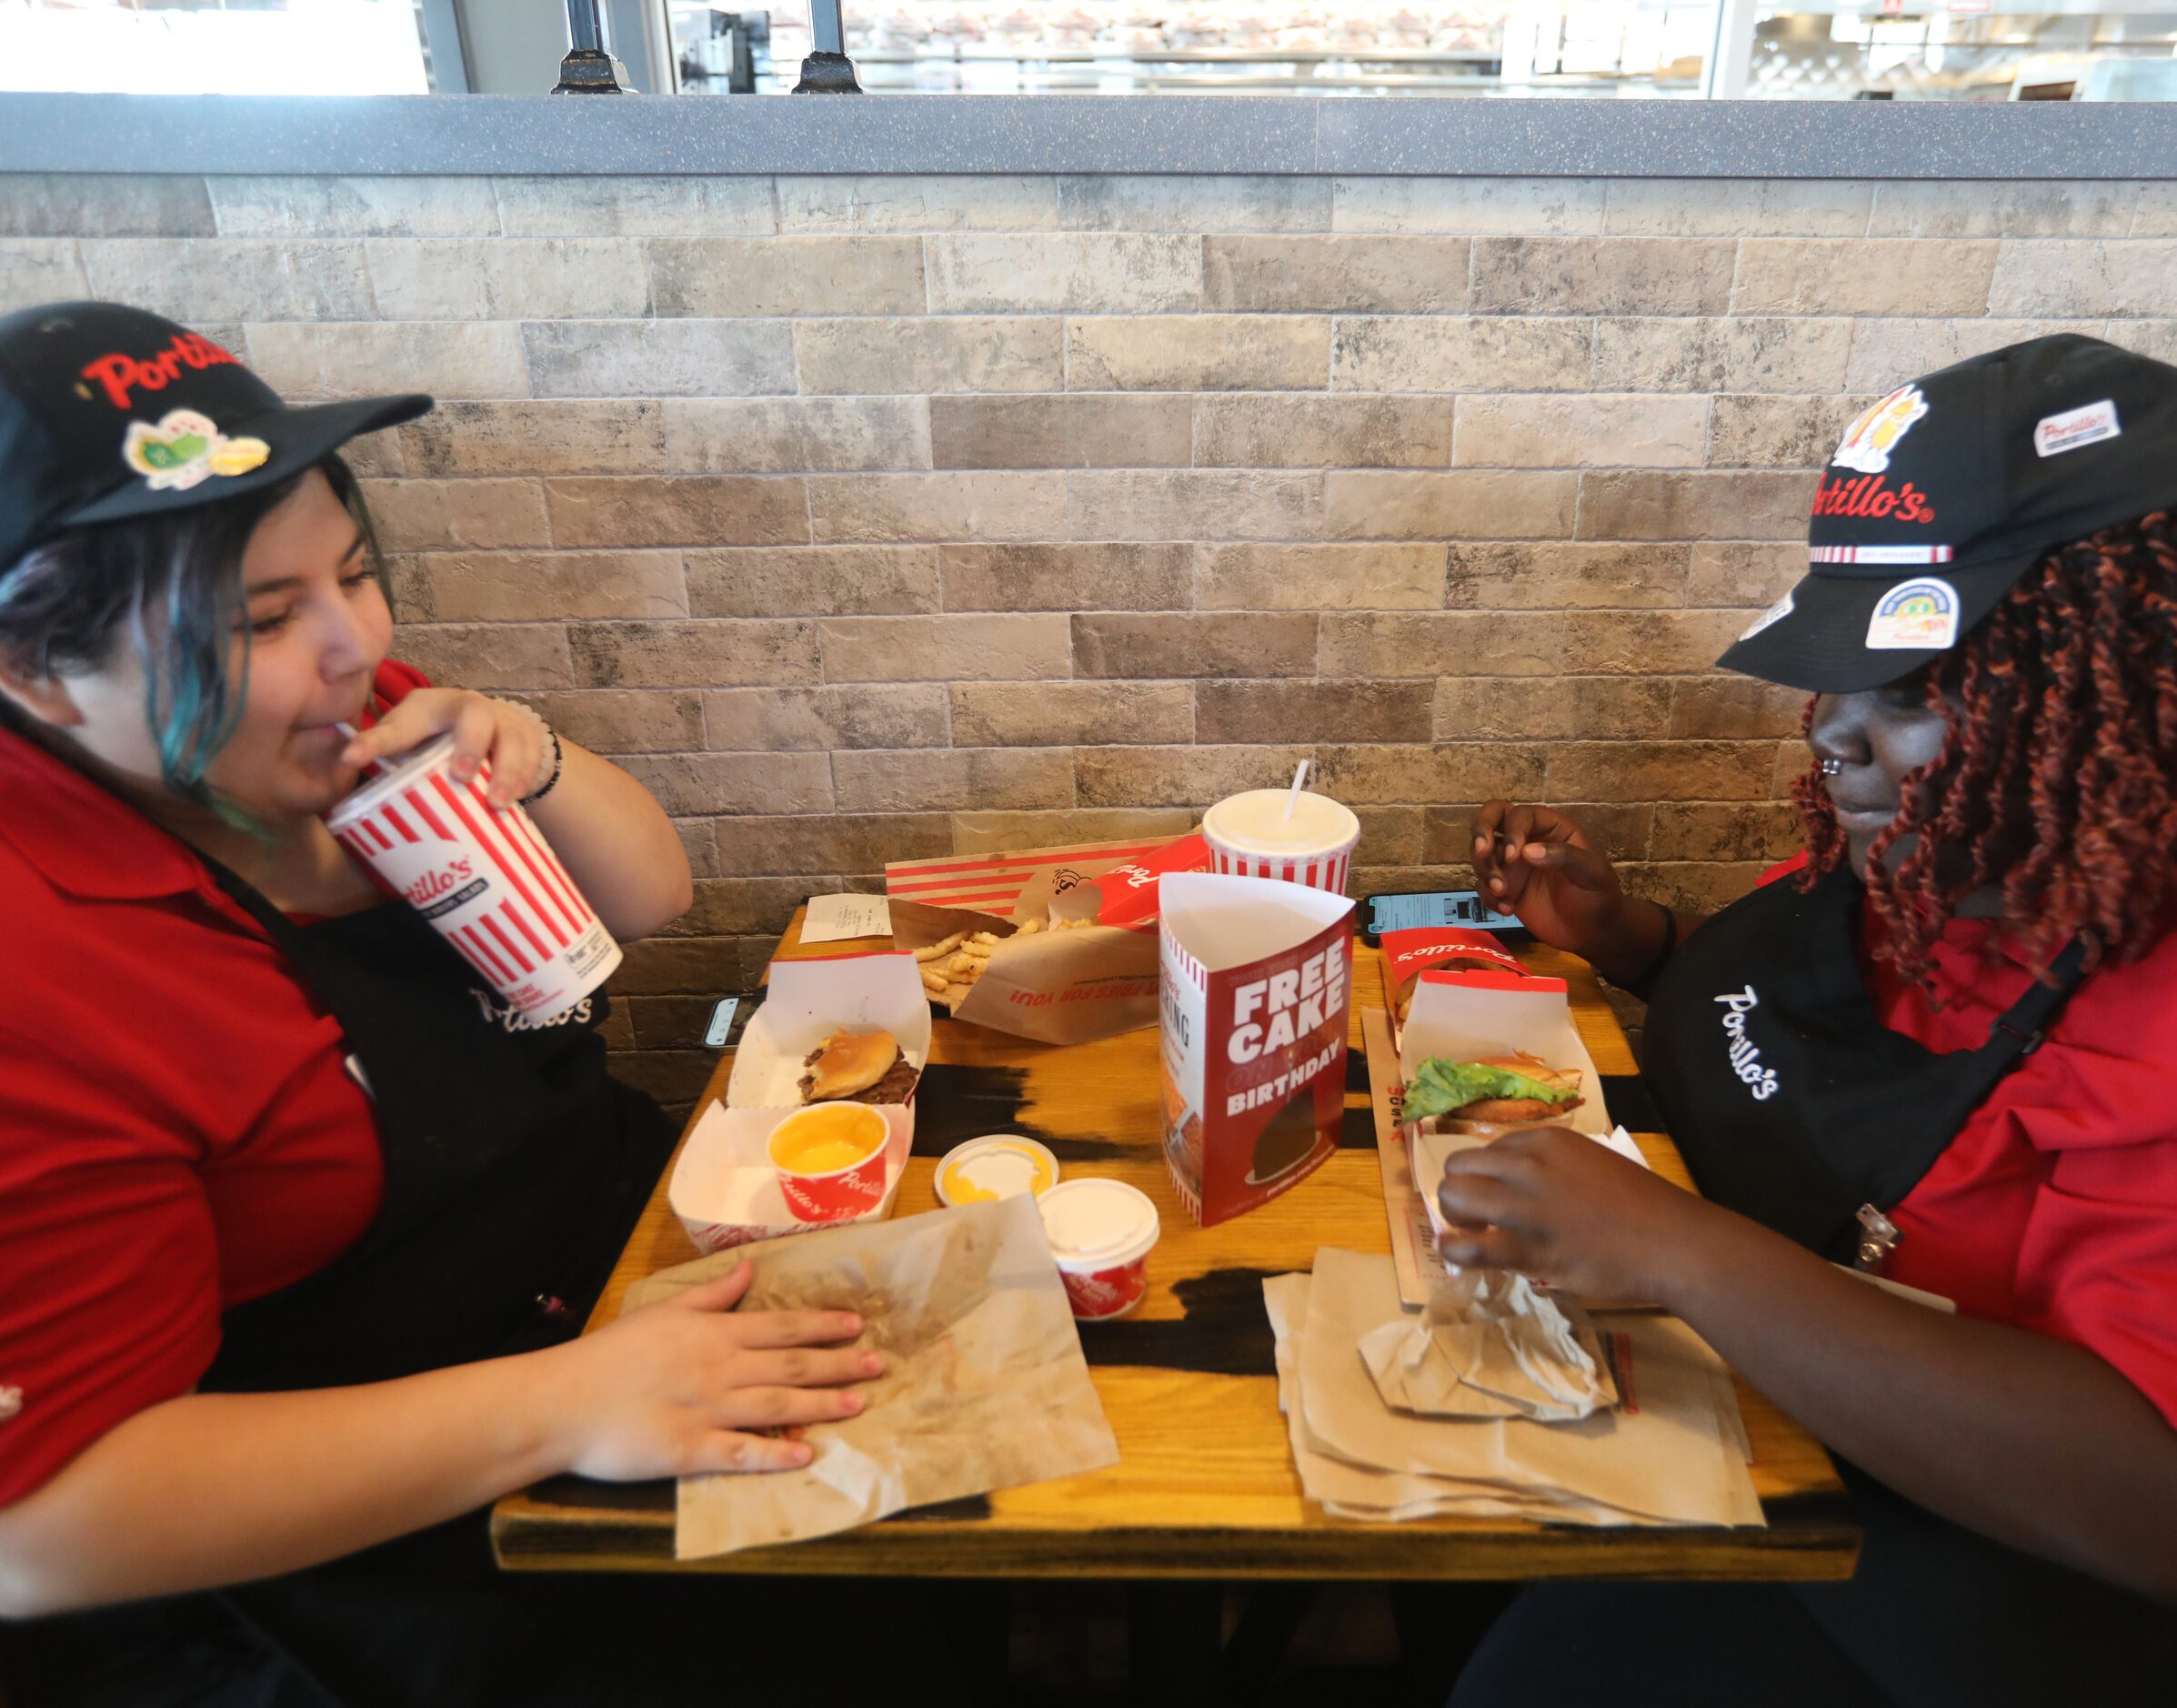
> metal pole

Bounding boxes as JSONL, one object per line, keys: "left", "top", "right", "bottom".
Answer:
{"left": 794, "top": 0, "right": 863, "bottom": 92}
{"left": 1702, "top": 0, "right": 1759, "bottom": 99}
{"left": 555, "top": 0, "right": 626, "bottom": 92}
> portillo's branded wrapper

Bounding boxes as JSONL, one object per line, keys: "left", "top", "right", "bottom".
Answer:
{"left": 326, "top": 735, "right": 620, "bottom": 1020}
{"left": 1159, "top": 872, "right": 1356, "bottom": 1227}
{"left": 1063, "top": 832, "right": 1213, "bottom": 930}
{"left": 1380, "top": 926, "right": 1528, "bottom": 1030}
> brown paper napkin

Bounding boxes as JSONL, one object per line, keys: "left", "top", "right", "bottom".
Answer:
{"left": 624, "top": 1194, "right": 1119, "bottom": 1560}
{"left": 1266, "top": 1273, "right": 1631, "bottom": 1524}
{"left": 1278, "top": 1251, "right": 1763, "bottom": 1528}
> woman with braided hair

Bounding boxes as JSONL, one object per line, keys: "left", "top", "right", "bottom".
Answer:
{"left": 1437, "top": 337, "right": 2177, "bottom": 1706}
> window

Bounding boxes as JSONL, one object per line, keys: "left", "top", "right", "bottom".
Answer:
{"left": 2, "top": 0, "right": 432, "bottom": 95}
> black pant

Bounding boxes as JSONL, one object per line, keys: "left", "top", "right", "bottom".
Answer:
{"left": 1448, "top": 1582, "right": 1888, "bottom": 1708}
{"left": 6, "top": 1516, "right": 969, "bottom": 1708}
{"left": 1449, "top": 1571, "right": 2177, "bottom": 1708}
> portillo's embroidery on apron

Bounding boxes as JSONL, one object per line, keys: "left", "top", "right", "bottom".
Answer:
{"left": 1713, "top": 985, "right": 1781, "bottom": 1100}
{"left": 467, "top": 986, "right": 596, "bottom": 1034}
{"left": 1641, "top": 863, "right": 2083, "bottom": 1262}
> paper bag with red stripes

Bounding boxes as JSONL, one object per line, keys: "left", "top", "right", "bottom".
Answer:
{"left": 886, "top": 835, "right": 1191, "bottom": 1044}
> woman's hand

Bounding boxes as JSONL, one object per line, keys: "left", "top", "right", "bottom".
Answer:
{"left": 1470, "top": 801, "right": 1634, "bottom": 955}
{"left": 543, "top": 1262, "right": 884, "bottom": 1481}
{"left": 1435, "top": 1127, "right": 1720, "bottom": 1304}
{"left": 341, "top": 688, "right": 544, "bottom": 813}
{"left": 1470, "top": 801, "right": 1686, "bottom": 986}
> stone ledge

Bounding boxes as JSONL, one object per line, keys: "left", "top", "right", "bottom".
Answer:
{"left": 3, "top": 92, "right": 2172, "bottom": 180}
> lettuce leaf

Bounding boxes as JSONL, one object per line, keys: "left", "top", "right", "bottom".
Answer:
{"left": 1401, "top": 1057, "right": 1575, "bottom": 1120}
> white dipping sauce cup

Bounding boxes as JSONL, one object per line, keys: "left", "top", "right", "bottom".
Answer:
{"left": 1038, "top": 1178, "right": 1160, "bottom": 1321}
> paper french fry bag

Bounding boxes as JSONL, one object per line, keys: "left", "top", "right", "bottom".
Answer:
{"left": 1158, "top": 872, "right": 1355, "bottom": 1227}
{"left": 884, "top": 834, "right": 1203, "bottom": 1045}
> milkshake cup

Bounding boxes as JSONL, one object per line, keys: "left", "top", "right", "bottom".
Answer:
{"left": 1200, "top": 789, "right": 1361, "bottom": 894}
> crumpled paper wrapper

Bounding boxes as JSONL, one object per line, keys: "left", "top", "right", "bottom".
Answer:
{"left": 1266, "top": 1273, "right": 1633, "bottom": 1525}
{"left": 1278, "top": 1250, "right": 1762, "bottom": 1528}
{"left": 623, "top": 1194, "right": 1119, "bottom": 1560}
{"left": 1357, "top": 1266, "right": 1616, "bottom": 1422}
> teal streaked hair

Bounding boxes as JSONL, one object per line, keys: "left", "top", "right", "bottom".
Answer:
{"left": 0, "top": 456, "right": 382, "bottom": 823}
{"left": 145, "top": 547, "right": 252, "bottom": 804}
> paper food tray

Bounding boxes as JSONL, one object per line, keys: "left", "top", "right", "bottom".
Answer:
{"left": 1396, "top": 969, "right": 1610, "bottom": 1140}
{"left": 726, "top": 952, "right": 931, "bottom": 1111}
{"left": 668, "top": 1101, "right": 912, "bottom": 1254}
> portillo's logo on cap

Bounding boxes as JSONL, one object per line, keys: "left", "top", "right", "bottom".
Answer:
{"left": 1831, "top": 385, "right": 1930, "bottom": 475}
{"left": 1811, "top": 474, "right": 1938, "bottom": 525}
{"left": 76, "top": 329, "right": 241, "bottom": 409}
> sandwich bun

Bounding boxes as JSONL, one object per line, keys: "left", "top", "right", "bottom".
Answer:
{"left": 800, "top": 1030, "right": 899, "bottom": 1101}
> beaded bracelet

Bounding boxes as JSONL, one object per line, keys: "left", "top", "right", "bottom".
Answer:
{"left": 484, "top": 696, "right": 563, "bottom": 804}
{"left": 524, "top": 726, "right": 566, "bottom": 805}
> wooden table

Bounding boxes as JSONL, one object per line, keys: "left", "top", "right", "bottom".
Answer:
{"left": 493, "top": 915, "right": 1858, "bottom": 1582}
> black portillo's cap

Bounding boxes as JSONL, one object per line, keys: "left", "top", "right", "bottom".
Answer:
{"left": 1719, "top": 334, "right": 2177, "bottom": 693}
{"left": 0, "top": 301, "right": 432, "bottom": 572}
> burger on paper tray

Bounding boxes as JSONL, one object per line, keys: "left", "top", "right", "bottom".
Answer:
{"left": 1402, "top": 1050, "right": 1585, "bottom": 1135}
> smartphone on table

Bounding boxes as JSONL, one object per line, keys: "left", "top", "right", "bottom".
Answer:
{"left": 1359, "top": 889, "right": 1523, "bottom": 947}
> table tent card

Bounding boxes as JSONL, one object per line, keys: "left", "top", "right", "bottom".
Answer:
{"left": 1158, "top": 872, "right": 1355, "bottom": 1227}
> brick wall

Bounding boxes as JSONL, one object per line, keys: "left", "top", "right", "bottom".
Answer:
{"left": 7, "top": 171, "right": 2175, "bottom": 1100}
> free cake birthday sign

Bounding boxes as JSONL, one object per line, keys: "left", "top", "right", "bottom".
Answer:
{"left": 1158, "top": 873, "right": 1356, "bottom": 1228}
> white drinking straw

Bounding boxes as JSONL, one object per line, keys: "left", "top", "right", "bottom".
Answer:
{"left": 333, "top": 721, "right": 381, "bottom": 779}
{"left": 1283, "top": 758, "right": 1309, "bottom": 820}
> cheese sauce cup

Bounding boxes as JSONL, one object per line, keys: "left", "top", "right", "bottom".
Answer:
{"left": 1038, "top": 1178, "right": 1160, "bottom": 1321}
{"left": 326, "top": 734, "right": 620, "bottom": 1021}
{"left": 1201, "top": 789, "right": 1361, "bottom": 894}
{"left": 767, "top": 1103, "right": 890, "bottom": 1223}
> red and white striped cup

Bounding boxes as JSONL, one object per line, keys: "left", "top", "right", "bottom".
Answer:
{"left": 326, "top": 735, "right": 620, "bottom": 1020}
{"left": 1200, "top": 789, "right": 1361, "bottom": 895}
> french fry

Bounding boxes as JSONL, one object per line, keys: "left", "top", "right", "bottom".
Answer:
{"left": 968, "top": 930, "right": 1000, "bottom": 948}
{"left": 945, "top": 951, "right": 978, "bottom": 975}
{"left": 1012, "top": 918, "right": 1042, "bottom": 936}
{"left": 920, "top": 967, "right": 949, "bottom": 995}
{"left": 913, "top": 929, "right": 968, "bottom": 964}
{"left": 962, "top": 941, "right": 994, "bottom": 960}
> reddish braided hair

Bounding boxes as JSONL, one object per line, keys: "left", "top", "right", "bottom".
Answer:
{"left": 1791, "top": 511, "right": 2177, "bottom": 984}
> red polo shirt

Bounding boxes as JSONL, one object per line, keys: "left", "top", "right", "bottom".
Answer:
{"left": 1761, "top": 855, "right": 2177, "bottom": 1431}
{"left": 0, "top": 663, "right": 427, "bottom": 1507}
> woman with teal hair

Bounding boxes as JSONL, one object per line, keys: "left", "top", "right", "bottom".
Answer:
{"left": 0, "top": 303, "right": 889, "bottom": 1704}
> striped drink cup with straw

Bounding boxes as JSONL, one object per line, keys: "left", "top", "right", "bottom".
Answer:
{"left": 326, "top": 731, "right": 620, "bottom": 1020}
{"left": 1199, "top": 760, "right": 1361, "bottom": 894}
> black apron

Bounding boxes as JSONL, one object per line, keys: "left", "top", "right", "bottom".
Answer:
{"left": 1642, "top": 865, "right": 2177, "bottom": 1708}
{"left": 9, "top": 864, "right": 675, "bottom": 1708}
